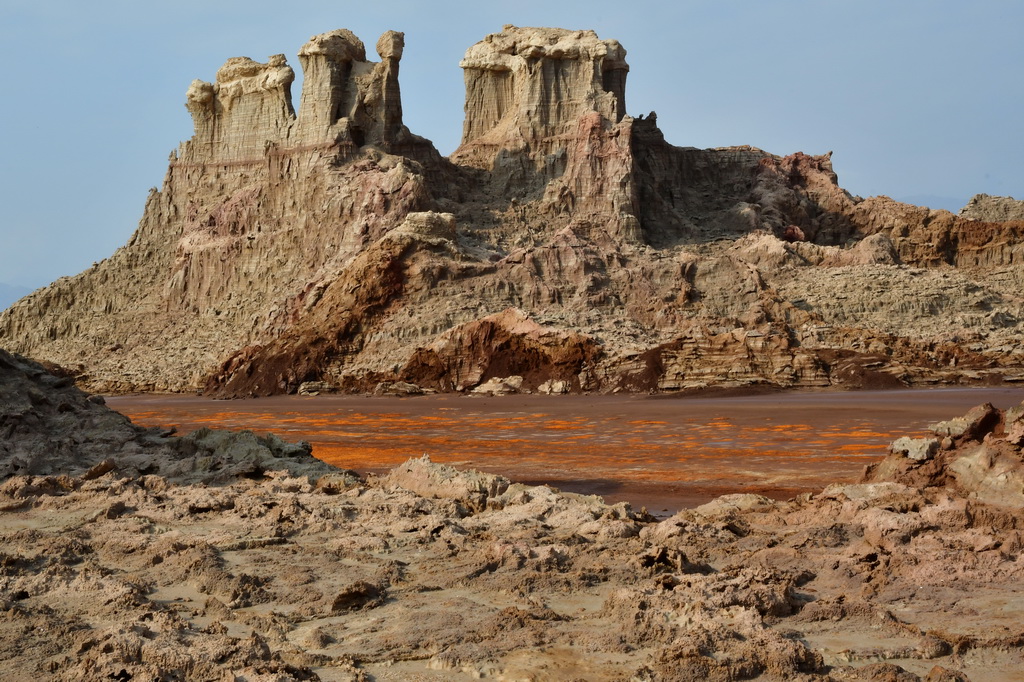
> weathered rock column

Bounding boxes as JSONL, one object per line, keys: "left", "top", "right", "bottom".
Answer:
{"left": 295, "top": 29, "right": 409, "bottom": 149}
{"left": 453, "top": 25, "right": 630, "bottom": 168}
{"left": 183, "top": 54, "right": 296, "bottom": 163}
{"left": 362, "top": 30, "right": 406, "bottom": 145}
{"left": 296, "top": 29, "right": 365, "bottom": 144}
{"left": 451, "top": 26, "right": 641, "bottom": 242}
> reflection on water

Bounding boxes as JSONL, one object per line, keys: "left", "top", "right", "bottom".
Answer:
{"left": 110, "top": 387, "right": 1023, "bottom": 513}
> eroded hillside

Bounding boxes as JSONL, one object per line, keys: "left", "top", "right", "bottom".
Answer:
{"left": 2, "top": 26, "right": 1022, "bottom": 396}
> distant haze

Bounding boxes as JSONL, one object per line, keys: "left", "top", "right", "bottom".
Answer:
{"left": 1, "top": 0, "right": 1021, "bottom": 290}
{"left": 0, "top": 283, "right": 32, "bottom": 311}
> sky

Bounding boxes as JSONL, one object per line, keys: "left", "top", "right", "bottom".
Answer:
{"left": 1, "top": 0, "right": 1022, "bottom": 291}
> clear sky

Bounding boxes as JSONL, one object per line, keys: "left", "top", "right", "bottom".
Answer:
{"left": 1, "top": 0, "right": 1021, "bottom": 290}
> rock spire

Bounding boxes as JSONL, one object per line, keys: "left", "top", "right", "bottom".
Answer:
{"left": 181, "top": 28, "right": 422, "bottom": 164}
{"left": 457, "top": 25, "right": 628, "bottom": 157}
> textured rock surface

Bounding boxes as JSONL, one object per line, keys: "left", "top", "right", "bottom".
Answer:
{"left": 866, "top": 400, "right": 1024, "bottom": 508}
{"left": 457, "top": 25, "right": 627, "bottom": 153}
{"left": 3, "top": 356, "right": 1023, "bottom": 680}
{"left": 1, "top": 26, "right": 1023, "bottom": 396}
{"left": 0, "top": 348, "right": 333, "bottom": 483}
{"left": 959, "top": 193, "right": 1024, "bottom": 222}
{"left": 184, "top": 28, "right": 426, "bottom": 162}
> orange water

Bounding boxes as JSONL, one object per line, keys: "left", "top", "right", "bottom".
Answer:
{"left": 109, "top": 387, "right": 1023, "bottom": 513}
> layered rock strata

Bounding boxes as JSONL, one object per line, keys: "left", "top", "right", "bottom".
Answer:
{"left": 2, "top": 350, "right": 1023, "bottom": 680}
{"left": 457, "top": 26, "right": 628, "bottom": 153}
{"left": 1, "top": 26, "right": 1022, "bottom": 396}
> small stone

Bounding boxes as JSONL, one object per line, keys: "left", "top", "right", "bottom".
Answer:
{"left": 924, "top": 664, "right": 970, "bottom": 682}
{"left": 915, "top": 635, "right": 950, "bottom": 659}
{"left": 331, "top": 581, "right": 385, "bottom": 612}
{"left": 82, "top": 458, "right": 116, "bottom": 480}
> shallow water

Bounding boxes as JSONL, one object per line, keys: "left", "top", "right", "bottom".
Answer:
{"left": 109, "top": 387, "right": 1024, "bottom": 514}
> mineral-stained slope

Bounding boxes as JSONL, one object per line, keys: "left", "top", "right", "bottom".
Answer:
{"left": 2, "top": 26, "right": 1023, "bottom": 396}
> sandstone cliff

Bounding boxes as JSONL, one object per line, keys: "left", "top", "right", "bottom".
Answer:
{"left": 1, "top": 26, "right": 1022, "bottom": 396}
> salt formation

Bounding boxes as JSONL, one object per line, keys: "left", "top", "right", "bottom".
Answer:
{"left": 1, "top": 26, "right": 1022, "bottom": 397}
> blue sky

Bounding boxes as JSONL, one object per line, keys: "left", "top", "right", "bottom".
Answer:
{"left": 1, "top": 0, "right": 1021, "bottom": 290}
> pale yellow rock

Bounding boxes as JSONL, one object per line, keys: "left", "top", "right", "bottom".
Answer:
{"left": 393, "top": 211, "right": 457, "bottom": 241}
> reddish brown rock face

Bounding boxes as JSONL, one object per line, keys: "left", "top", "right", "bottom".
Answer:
{"left": 400, "top": 308, "right": 602, "bottom": 392}
{"left": 1, "top": 26, "right": 1022, "bottom": 397}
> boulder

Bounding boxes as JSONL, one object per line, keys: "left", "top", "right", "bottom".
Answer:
{"left": 373, "top": 380, "right": 424, "bottom": 396}
{"left": 889, "top": 437, "right": 940, "bottom": 462}
{"left": 929, "top": 403, "right": 1000, "bottom": 441}
{"left": 471, "top": 376, "right": 523, "bottom": 395}
{"left": 297, "top": 381, "right": 335, "bottom": 395}
{"left": 385, "top": 454, "right": 510, "bottom": 512}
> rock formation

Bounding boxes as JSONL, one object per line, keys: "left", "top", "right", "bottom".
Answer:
{"left": 183, "top": 28, "right": 426, "bottom": 162}
{"left": 3, "top": 350, "right": 1023, "bottom": 680}
{"left": 457, "top": 26, "right": 628, "bottom": 155}
{"left": 864, "top": 400, "right": 1024, "bottom": 508}
{"left": 1, "top": 26, "right": 1023, "bottom": 396}
{"left": 0, "top": 348, "right": 333, "bottom": 483}
{"left": 959, "top": 193, "right": 1024, "bottom": 222}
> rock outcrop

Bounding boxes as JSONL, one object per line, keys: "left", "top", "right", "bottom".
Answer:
{"left": 401, "top": 307, "right": 602, "bottom": 393}
{"left": 183, "top": 28, "right": 427, "bottom": 162}
{"left": 959, "top": 193, "right": 1024, "bottom": 223}
{"left": 184, "top": 53, "right": 296, "bottom": 162}
{"left": 1, "top": 26, "right": 1022, "bottom": 396}
{"left": 457, "top": 26, "right": 628, "bottom": 156}
{"left": 452, "top": 26, "right": 639, "bottom": 242}
{"left": 865, "top": 400, "right": 1024, "bottom": 508}
{"left": 0, "top": 348, "right": 332, "bottom": 483}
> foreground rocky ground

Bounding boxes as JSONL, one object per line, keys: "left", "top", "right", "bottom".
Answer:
{"left": 2, "top": 349, "right": 1023, "bottom": 681}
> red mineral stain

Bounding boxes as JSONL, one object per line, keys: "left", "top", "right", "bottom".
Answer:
{"left": 110, "top": 387, "right": 1023, "bottom": 513}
